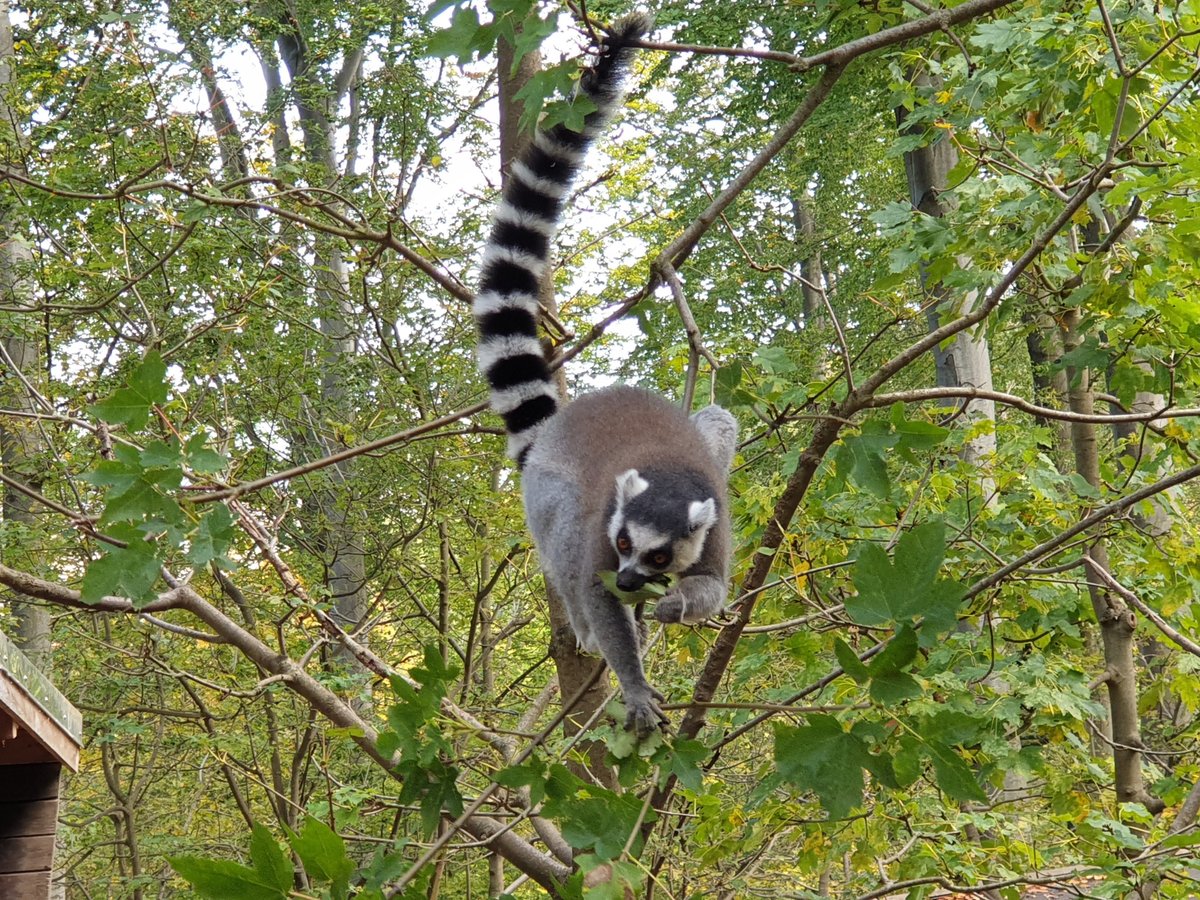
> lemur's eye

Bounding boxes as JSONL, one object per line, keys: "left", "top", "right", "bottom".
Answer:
{"left": 650, "top": 551, "right": 669, "bottom": 567}
{"left": 616, "top": 536, "right": 632, "bottom": 553}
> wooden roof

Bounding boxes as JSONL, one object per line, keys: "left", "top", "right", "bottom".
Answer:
{"left": 0, "top": 630, "right": 81, "bottom": 772}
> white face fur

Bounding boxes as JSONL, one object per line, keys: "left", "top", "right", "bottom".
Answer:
{"left": 608, "top": 468, "right": 717, "bottom": 580}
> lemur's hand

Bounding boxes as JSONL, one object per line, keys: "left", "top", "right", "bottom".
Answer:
{"left": 653, "top": 575, "right": 727, "bottom": 624}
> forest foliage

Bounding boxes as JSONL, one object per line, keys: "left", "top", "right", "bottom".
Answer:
{"left": 2, "top": 0, "right": 1200, "bottom": 897}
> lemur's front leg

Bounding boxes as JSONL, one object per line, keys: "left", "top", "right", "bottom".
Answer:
{"left": 653, "top": 574, "right": 728, "bottom": 625}
{"left": 587, "top": 578, "right": 668, "bottom": 736}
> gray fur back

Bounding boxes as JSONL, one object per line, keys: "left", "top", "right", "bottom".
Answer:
{"left": 524, "top": 386, "right": 728, "bottom": 508}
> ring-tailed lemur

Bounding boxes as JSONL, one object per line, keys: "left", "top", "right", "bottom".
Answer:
{"left": 474, "top": 12, "right": 738, "bottom": 736}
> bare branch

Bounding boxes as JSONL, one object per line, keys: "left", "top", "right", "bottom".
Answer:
{"left": 866, "top": 386, "right": 1200, "bottom": 425}
{"left": 1084, "top": 559, "right": 1200, "bottom": 658}
{"left": 656, "top": 261, "right": 718, "bottom": 410}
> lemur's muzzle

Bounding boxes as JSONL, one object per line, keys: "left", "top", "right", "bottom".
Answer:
{"left": 616, "top": 568, "right": 647, "bottom": 592}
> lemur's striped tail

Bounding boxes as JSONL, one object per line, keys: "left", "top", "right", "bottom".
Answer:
{"left": 475, "top": 12, "right": 652, "bottom": 466}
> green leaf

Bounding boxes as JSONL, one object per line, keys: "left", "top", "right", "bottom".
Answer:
{"left": 249, "top": 823, "right": 292, "bottom": 892}
{"left": 893, "top": 520, "right": 947, "bottom": 590}
{"left": 1161, "top": 831, "right": 1200, "bottom": 850}
{"left": 713, "top": 361, "right": 743, "bottom": 407}
{"left": 889, "top": 404, "right": 950, "bottom": 458}
{"left": 754, "top": 345, "right": 799, "bottom": 375}
{"left": 544, "top": 785, "right": 654, "bottom": 860}
{"left": 489, "top": 0, "right": 536, "bottom": 14}
{"left": 870, "top": 201, "right": 913, "bottom": 230}
{"left": 495, "top": 761, "right": 549, "bottom": 806}
{"left": 185, "top": 432, "right": 228, "bottom": 474}
{"left": 360, "top": 844, "right": 412, "bottom": 891}
{"left": 596, "top": 570, "right": 672, "bottom": 605}
{"left": 846, "top": 523, "right": 963, "bottom": 636}
{"left": 774, "top": 716, "right": 868, "bottom": 819}
{"left": 833, "top": 638, "right": 871, "bottom": 684}
{"left": 167, "top": 856, "right": 288, "bottom": 900}
{"left": 99, "top": 471, "right": 184, "bottom": 527}
{"left": 139, "top": 439, "right": 181, "bottom": 468}
{"left": 868, "top": 624, "right": 918, "bottom": 676}
{"left": 426, "top": 7, "right": 495, "bottom": 62}
{"left": 540, "top": 92, "right": 598, "bottom": 133}
{"left": 576, "top": 856, "right": 645, "bottom": 899}
{"left": 660, "top": 738, "right": 708, "bottom": 793}
{"left": 513, "top": 61, "right": 582, "bottom": 133}
{"left": 81, "top": 531, "right": 162, "bottom": 607}
{"left": 925, "top": 742, "right": 987, "bottom": 803}
{"left": 286, "top": 818, "right": 354, "bottom": 892}
{"left": 837, "top": 422, "right": 895, "bottom": 497}
{"left": 868, "top": 671, "right": 923, "bottom": 704}
{"left": 180, "top": 200, "right": 213, "bottom": 224}
{"left": 510, "top": 9, "right": 558, "bottom": 73}
{"left": 188, "top": 503, "right": 238, "bottom": 568}
{"left": 90, "top": 351, "right": 168, "bottom": 429}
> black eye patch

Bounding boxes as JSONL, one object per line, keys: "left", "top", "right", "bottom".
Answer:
{"left": 615, "top": 528, "right": 632, "bottom": 554}
{"left": 644, "top": 547, "right": 672, "bottom": 569}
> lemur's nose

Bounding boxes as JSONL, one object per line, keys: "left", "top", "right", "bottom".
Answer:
{"left": 616, "top": 569, "right": 646, "bottom": 592}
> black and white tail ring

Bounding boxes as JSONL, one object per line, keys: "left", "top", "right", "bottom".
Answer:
{"left": 474, "top": 13, "right": 653, "bottom": 465}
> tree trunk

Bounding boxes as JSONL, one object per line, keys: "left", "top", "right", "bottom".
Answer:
{"left": 792, "top": 194, "right": 832, "bottom": 380}
{"left": 897, "top": 69, "right": 996, "bottom": 476}
{"left": 898, "top": 66, "right": 1004, "bottom": 846}
{"left": 1024, "top": 309, "right": 1073, "bottom": 468}
{"left": 169, "top": 4, "right": 250, "bottom": 187}
{"left": 275, "top": 18, "right": 371, "bottom": 680}
{"left": 792, "top": 195, "right": 825, "bottom": 329}
{"left": 0, "top": 0, "right": 50, "bottom": 671}
{"left": 1062, "top": 308, "right": 1164, "bottom": 813}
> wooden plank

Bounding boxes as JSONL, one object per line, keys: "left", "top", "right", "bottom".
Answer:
{"left": 0, "top": 799, "right": 59, "bottom": 839}
{"left": 0, "top": 870, "right": 51, "bottom": 899}
{"left": 0, "top": 677, "right": 79, "bottom": 771}
{"left": 0, "top": 765, "right": 59, "bottom": 803}
{"left": 0, "top": 833, "right": 55, "bottom": 874}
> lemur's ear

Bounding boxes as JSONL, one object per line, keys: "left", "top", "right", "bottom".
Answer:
{"left": 615, "top": 469, "right": 649, "bottom": 504}
{"left": 688, "top": 498, "right": 717, "bottom": 532}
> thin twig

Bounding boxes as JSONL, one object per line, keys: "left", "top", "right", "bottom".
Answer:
{"left": 964, "top": 460, "right": 1200, "bottom": 602}
{"left": 902, "top": 0, "right": 973, "bottom": 72}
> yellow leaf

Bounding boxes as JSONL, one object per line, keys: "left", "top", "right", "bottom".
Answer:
{"left": 791, "top": 557, "right": 810, "bottom": 591}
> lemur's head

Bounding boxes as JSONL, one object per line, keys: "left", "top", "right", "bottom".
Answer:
{"left": 607, "top": 468, "right": 717, "bottom": 592}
